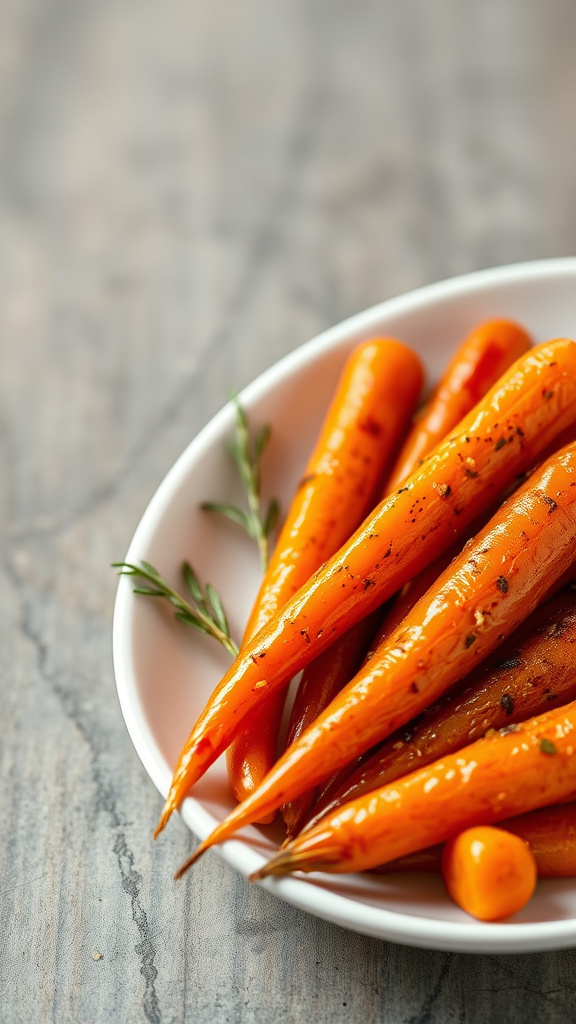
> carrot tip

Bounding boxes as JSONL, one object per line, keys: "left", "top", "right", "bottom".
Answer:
{"left": 174, "top": 839, "right": 210, "bottom": 879}
{"left": 250, "top": 851, "right": 295, "bottom": 880}
{"left": 154, "top": 803, "right": 173, "bottom": 839}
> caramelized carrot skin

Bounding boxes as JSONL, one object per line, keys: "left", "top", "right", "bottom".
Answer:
{"left": 441, "top": 826, "right": 537, "bottom": 921}
{"left": 294, "top": 545, "right": 466, "bottom": 836}
{"left": 196, "top": 443, "right": 576, "bottom": 849}
{"left": 503, "top": 802, "right": 576, "bottom": 876}
{"left": 308, "top": 587, "right": 576, "bottom": 827}
{"left": 256, "top": 702, "right": 576, "bottom": 877}
{"left": 386, "top": 319, "right": 532, "bottom": 492}
{"left": 158, "top": 339, "right": 576, "bottom": 834}
{"left": 282, "top": 315, "right": 529, "bottom": 834}
{"left": 374, "top": 802, "right": 576, "bottom": 878}
{"left": 227, "top": 338, "right": 424, "bottom": 805}
{"left": 243, "top": 339, "right": 424, "bottom": 639}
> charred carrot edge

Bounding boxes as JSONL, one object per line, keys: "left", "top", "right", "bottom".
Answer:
{"left": 180, "top": 440, "right": 576, "bottom": 862}
{"left": 156, "top": 339, "right": 576, "bottom": 838}
{"left": 386, "top": 318, "right": 532, "bottom": 492}
{"left": 441, "top": 826, "right": 537, "bottom": 921}
{"left": 305, "top": 585, "right": 576, "bottom": 829}
{"left": 281, "top": 320, "right": 532, "bottom": 834}
{"left": 252, "top": 701, "right": 576, "bottom": 878}
{"left": 227, "top": 338, "right": 424, "bottom": 810}
{"left": 377, "top": 802, "right": 576, "bottom": 878}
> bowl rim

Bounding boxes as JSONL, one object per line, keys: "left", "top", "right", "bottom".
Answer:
{"left": 113, "top": 256, "right": 576, "bottom": 952}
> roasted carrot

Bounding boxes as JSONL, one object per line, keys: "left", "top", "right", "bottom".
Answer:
{"left": 252, "top": 701, "right": 576, "bottom": 878}
{"left": 503, "top": 802, "right": 576, "bottom": 876}
{"left": 386, "top": 318, "right": 532, "bottom": 492}
{"left": 281, "top": 612, "right": 382, "bottom": 838}
{"left": 305, "top": 585, "right": 576, "bottom": 829}
{"left": 227, "top": 338, "right": 423, "bottom": 809}
{"left": 441, "top": 826, "right": 537, "bottom": 921}
{"left": 157, "top": 339, "right": 576, "bottom": 838}
{"left": 283, "top": 541, "right": 472, "bottom": 838}
{"left": 175, "top": 441, "right": 576, "bottom": 870}
{"left": 377, "top": 802, "right": 576, "bottom": 878}
{"left": 283, "top": 321, "right": 532, "bottom": 832}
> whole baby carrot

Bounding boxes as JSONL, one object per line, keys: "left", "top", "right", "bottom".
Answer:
{"left": 179, "top": 440, "right": 576, "bottom": 865}
{"left": 252, "top": 701, "right": 576, "bottom": 878}
{"left": 227, "top": 338, "right": 423, "bottom": 808}
{"left": 305, "top": 585, "right": 576, "bottom": 829}
{"left": 282, "top": 320, "right": 532, "bottom": 833}
{"left": 377, "top": 802, "right": 576, "bottom": 878}
{"left": 156, "top": 339, "right": 576, "bottom": 838}
{"left": 386, "top": 318, "right": 532, "bottom": 492}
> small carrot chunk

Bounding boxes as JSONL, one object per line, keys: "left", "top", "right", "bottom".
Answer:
{"left": 441, "top": 826, "right": 537, "bottom": 922}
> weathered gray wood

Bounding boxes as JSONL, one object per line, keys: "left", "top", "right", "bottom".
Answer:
{"left": 2, "top": 0, "right": 576, "bottom": 1021}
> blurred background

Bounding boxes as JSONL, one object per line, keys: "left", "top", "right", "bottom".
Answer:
{"left": 2, "top": 2, "right": 576, "bottom": 1022}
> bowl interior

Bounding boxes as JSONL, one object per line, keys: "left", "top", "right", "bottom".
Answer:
{"left": 114, "top": 259, "right": 576, "bottom": 952}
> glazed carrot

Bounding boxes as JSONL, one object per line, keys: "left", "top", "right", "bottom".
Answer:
{"left": 441, "top": 826, "right": 537, "bottom": 921}
{"left": 378, "top": 802, "right": 576, "bottom": 877}
{"left": 252, "top": 701, "right": 576, "bottom": 878}
{"left": 386, "top": 318, "right": 532, "bottom": 492}
{"left": 180, "top": 441, "right": 576, "bottom": 864}
{"left": 227, "top": 338, "right": 423, "bottom": 808}
{"left": 283, "top": 542, "right": 470, "bottom": 838}
{"left": 281, "top": 612, "right": 382, "bottom": 838}
{"left": 157, "top": 339, "right": 576, "bottom": 838}
{"left": 283, "top": 321, "right": 532, "bottom": 831}
{"left": 306, "top": 585, "right": 576, "bottom": 829}
{"left": 503, "top": 802, "right": 576, "bottom": 876}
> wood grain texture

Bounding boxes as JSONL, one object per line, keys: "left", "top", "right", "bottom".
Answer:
{"left": 1, "top": 0, "right": 576, "bottom": 1021}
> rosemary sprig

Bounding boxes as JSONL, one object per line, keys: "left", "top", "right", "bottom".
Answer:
{"left": 113, "top": 560, "right": 239, "bottom": 657}
{"left": 201, "top": 396, "right": 279, "bottom": 570}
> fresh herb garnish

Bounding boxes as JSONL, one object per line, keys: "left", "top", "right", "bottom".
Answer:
{"left": 113, "top": 560, "right": 239, "bottom": 656}
{"left": 201, "top": 396, "right": 279, "bottom": 570}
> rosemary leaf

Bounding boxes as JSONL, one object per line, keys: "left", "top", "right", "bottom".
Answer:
{"left": 113, "top": 561, "right": 239, "bottom": 657}
{"left": 202, "top": 395, "right": 279, "bottom": 570}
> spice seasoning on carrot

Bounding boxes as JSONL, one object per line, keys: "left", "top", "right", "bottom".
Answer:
{"left": 226, "top": 337, "right": 424, "bottom": 809}
{"left": 282, "top": 322, "right": 531, "bottom": 834}
{"left": 441, "top": 826, "right": 537, "bottom": 921}
{"left": 283, "top": 536, "right": 479, "bottom": 838}
{"left": 386, "top": 318, "right": 532, "bottom": 492}
{"left": 252, "top": 701, "right": 576, "bottom": 878}
{"left": 178, "top": 441, "right": 576, "bottom": 865}
{"left": 304, "top": 586, "right": 576, "bottom": 829}
{"left": 156, "top": 339, "right": 576, "bottom": 838}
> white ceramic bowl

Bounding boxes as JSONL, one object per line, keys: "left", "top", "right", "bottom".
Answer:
{"left": 113, "top": 258, "right": 576, "bottom": 953}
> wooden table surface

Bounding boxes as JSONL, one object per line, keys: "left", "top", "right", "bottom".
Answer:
{"left": 2, "top": 1, "right": 576, "bottom": 1021}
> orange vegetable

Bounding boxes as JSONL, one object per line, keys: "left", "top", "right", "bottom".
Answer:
{"left": 181, "top": 441, "right": 576, "bottom": 865}
{"left": 441, "top": 826, "right": 537, "bottom": 921}
{"left": 386, "top": 318, "right": 532, "bottom": 492}
{"left": 227, "top": 338, "right": 423, "bottom": 810}
{"left": 282, "top": 321, "right": 532, "bottom": 833}
{"left": 306, "top": 585, "right": 576, "bottom": 829}
{"left": 378, "top": 802, "right": 576, "bottom": 878}
{"left": 157, "top": 339, "right": 576, "bottom": 838}
{"left": 252, "top": 701, "right": 576, "bottom": 879}
{"left": 283, "top": 541, "right": 470, "bottom": 838}
{"left": 504, "top": 802, "right": 576, "bottom": 877}
{"left": 281, "top": 612, "right": 382, "bottom": 838}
